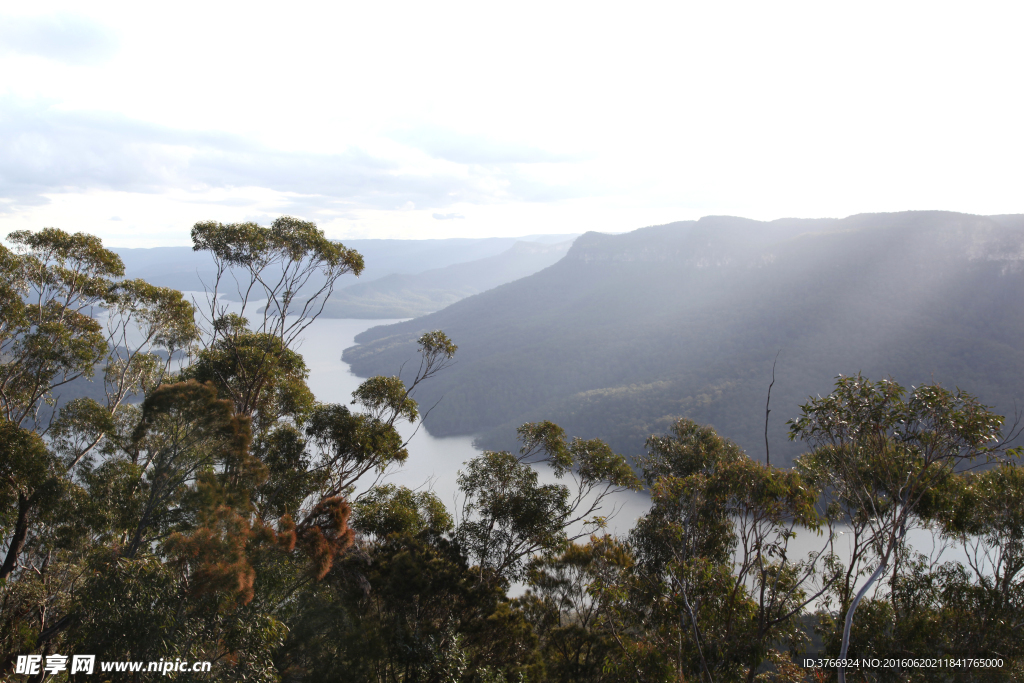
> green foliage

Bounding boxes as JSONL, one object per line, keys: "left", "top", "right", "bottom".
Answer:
{"left": 353, "top": 484, "right": 454, "bottom": 540}
{"left": 628, "top": 418, "right": 825, "bottom": 682}
{"left": 182, "top": 328, "right": 316, "bottom": 433}
{"left": 352, "top": 375, "right": 419, "bottom": 423}
{"left": 0, "top": 228, "right": 196, "bottom": 434}
{"left": 0, "top": 420, "right": 63, "bottom": 581}
{"left": 0, "top": 220, "right": 375, "bottom": 680}
{"left": 191, "top": 216, "right": 363, "bottom": 353}
{"left": 632, "top": 419, "right": 746, "bottom": 568}
{"left": 303, "top": 401, "right": 410, "bottom": 496}
{"left": 458, "top": 450, "right": 572, "bottom": 582}
{"left": 4, "top": 219, "right": 1024, "bottom": 682}
{"left": 457, "top": 422, "right": 639, "bottom": 584}
{"left": 519, "top": 536, "right": 633, "bottom": 683}
{"left": 107, "top": 277, "right": 199, "bottom": 357}
{"left": 0, "top": 231, "right": 112, "bottom": 426}
{"left": 418, "top": 329, "right": 458, "bottom": 362}
{"left": 276, "top": 529, "right": 537, "bottom": 683}
{"left": 791, "top": 375, "right": 1015, "bottom": 682}
{"left": 192, "top": 216, "right": 363, "bottom": 275}
{"left": 69, "top": 549, "right": 288, "bottom": 682}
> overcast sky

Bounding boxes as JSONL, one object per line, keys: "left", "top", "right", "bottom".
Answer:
{"left": 1, "top": 2, "right": 1022, "bottom": 246}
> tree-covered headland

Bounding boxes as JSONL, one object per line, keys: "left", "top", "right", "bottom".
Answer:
{"left": 2, "top": 218, "right": 1022, "bottom": 682}
{"left": 345, "top": 212, "right": 1024, "bottom": 466}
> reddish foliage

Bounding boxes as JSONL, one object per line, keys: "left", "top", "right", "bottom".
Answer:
{"left": 296, "top": 497, "right": 355, "bottom": 580}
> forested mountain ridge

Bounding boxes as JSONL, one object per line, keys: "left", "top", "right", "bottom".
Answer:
{"left": 344, "top": 211, "right": 1024, "bottom": 465}
{"left": 318, "top": 239, "right": 574, "bottom": 318}
{"left": 112, "top": 234, "right": 577, "bottom": 316}
{"left": 112, "top": 236, "right": 576, "bottom": 290}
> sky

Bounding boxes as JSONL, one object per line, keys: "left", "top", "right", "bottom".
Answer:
{"left": 1, "top": 1, "right": 1023, "bottom": 247}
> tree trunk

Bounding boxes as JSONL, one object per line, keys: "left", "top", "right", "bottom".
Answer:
{"left": 0, "top": 493, "right": 33, "bottom": 580}
{"left": 837, "top": 560, "right": 888, "bottom": 683}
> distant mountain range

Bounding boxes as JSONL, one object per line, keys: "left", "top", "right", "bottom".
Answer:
{"left": 112, "top": 234, "right": 577, "bottom": 317}
{"left": 343, "top": 211, "right": 1024, "bottom": 465}
{"left": 318, "top": 240, "right": 573, "bottom": 318}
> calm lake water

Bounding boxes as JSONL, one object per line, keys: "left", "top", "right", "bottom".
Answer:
{"left": 302, "top": 317, "right": 983, "bottom": 595}
{"left": 300, "top": 317, "right": 653, "bottom": 536}
{"left": 98, "top": 296, "right": 979, "bottom": 604}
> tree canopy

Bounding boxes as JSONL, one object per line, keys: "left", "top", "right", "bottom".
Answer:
{"left": 2, "top": 219, "right": 1023, "bottom": 682}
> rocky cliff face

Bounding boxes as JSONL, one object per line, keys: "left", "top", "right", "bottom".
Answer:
{"left": 344, "top": 211, "right": 1024, "bottom": 464}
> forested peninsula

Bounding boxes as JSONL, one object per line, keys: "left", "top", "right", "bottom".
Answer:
{"left": 346, "top": 211, "right": 1024, "bottom": 466}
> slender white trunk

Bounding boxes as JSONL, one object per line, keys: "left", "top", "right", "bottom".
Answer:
{"left": 837, "top": 560, "right": 888, "bottom": 683}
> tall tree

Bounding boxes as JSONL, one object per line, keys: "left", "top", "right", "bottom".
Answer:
{"left": 629, "top": 418, "right": 827, "bottom": 682}
{"left": 191, "top": 216, "right": 364, "bottom": 351}
{"left": 456, "top": 421, "right": 641, "bottom": 586}
{"left": 789, "top": 374, "right": 1012, "bottom": 683}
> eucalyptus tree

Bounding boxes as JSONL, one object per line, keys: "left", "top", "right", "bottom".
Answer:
{"left": 0, "top": 219, "right": 460, "bottom": 680}
{"left": 278, "top": 419, "right": 637, "bottom": 683}
{"left": 0, "top": 227, "right": 199, "bottom": 672}
{"left": 190, "top": 216, "right": 364, "bottom": 350}
{"left": 0, "top": 229, "right": 196, "bottom": 431}
{"left": 181, "top": 220, "right": 452, "bottom": 557}
{"left": 519, "top": 535, "right": 634, "bottom": 683}
{"left": 789, "top": 374, "right": 1011, "bottom": 683}
{"left": 180, "top": 218, "right": 455, "bottom": 617}
{"left": 931, "top": 462, "right": 1024, "bottom": 668}
{"left": 629, "top": 418, "right": 826, "bottom": 683}
{"left": 0, "top": 228, "right": 196, "bottom": 575}
{"left": 130, "top": 221, "right": 457, "bottom": 679}
{"left": 456, "top": 421, "right": 641, "bottom": 586}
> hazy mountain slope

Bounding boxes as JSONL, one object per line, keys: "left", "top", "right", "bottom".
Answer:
{"left": 112, "top": 234, "right": 578, "bottom": 295}
{"left": 319, "top": 240, "right": 574, "bottom": 318}
{"left": 111, "top": 246, "right": 214, "bottom": 292}
{"left": 338, "top": 235, "right": 577, "bottom": 283}
{"left": 342, "top": 211, "right": 1024, "bottom": 465}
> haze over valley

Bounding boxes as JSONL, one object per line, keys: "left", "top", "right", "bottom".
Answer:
{"left": 6, "top": 3, "right": 1024, "bottom": 677}
{"left": 344, "top": 211, "right": 1024, "bottom": 466}
{"left": 108, "top": 209, "right": 1024, "bottom": 469}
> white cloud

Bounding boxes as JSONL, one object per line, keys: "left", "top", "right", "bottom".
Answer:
{"left": 0, "top": 99, "right": 585, "bottom": 217}
{"left": 390, "top": 126, "right": 584, "bottom": 165}
{"left": 1, "top": 2, "right": 1023, "bottom": 245}
{"left": 0, "top": 14, "right": 118, "bottom": 65}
